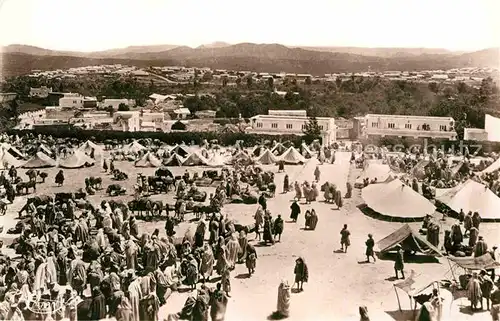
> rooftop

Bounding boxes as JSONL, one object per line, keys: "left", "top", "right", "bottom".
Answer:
{"left": 365, "top": 114, "right": 454, "bottom": 121}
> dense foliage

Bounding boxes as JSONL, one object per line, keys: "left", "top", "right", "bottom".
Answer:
{"left": 8, "top": 127, "right": 306, "bottom": 147}
{"left": 2, "top": 74, "right": 499, "bottom": 141}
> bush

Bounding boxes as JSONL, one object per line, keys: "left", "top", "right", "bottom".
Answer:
{"left": 8, "top": 127, "right": 305, "bottom": 148}
{"left": 171, "top": 121, "right": 187, "bottom": 130}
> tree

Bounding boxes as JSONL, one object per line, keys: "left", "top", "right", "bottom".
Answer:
{"left": 302, "top": 117, "right": 322, "bottom": 142}
{"left": 428, "top": 82, "right": 439, "bottom": 93}
{"left": 118, "top": 103, "right": 130, "bottom": 111}
{"left": 171, "top": 120, "right": 187, "bottom": 130}
{"left": 202, "top": 71, "right": 213, "bottom": 82}
{"left": 105, "top": 106, "right": 114, "bottom": 117}
{"left": 267, "top": 77, "right": 274, "bottom": 90}
{"left": 222, "top": 76, "right": 228, "bottom": 87}
{"left": 246, "top": 76, "right": 253, "bottom": 88}
{"left": 305, "top": 76, "right": 312, "bottom": 85}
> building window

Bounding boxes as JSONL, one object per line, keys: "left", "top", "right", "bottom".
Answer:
{"left": 256, "top": 123, "right": 263, "bottom": 128}
{"left": 371, "top": 122, "right": 378, "bottom": 128}
{"left": 405, "top": 123, "right": 412, "bottom": 129}
{"left": 319, "top": 125, "right": 324, "bottom": 130}
{"left": 439, "top": 125, "right": 447, "bottom": 131}
{"left": 301, "top": 124, "right": 306, "bottom": 130}
{"left": 271, "top": 123, "right": 278, "bottom": 128}
{"left": 388, "top": 123, "right": 395, "bottom": 129}
{"left": 286, "top": 124, "right": 293, "bottom": 129}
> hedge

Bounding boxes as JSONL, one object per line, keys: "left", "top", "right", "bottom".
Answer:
{"left": 359, "top": 136, "right": 500, "bottom": 155}
{"left": 8, "top": 127, "right": 309, "bottom": 148}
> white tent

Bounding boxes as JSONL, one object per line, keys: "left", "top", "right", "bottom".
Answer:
{"left": 271, "top": 142, "right": 287, "bottom": 155}
{"left": 123, "top": 141, "right": 146, "bottom": 154}
{"left": 436, "top": 179, "right": 500, "bottom": 220}
{"left": 207, "top": 153, "right": 227, "bottom": 167}
{"left": 163, "top": 153, "right": 185, "bottom": 166}
{"left": 355, "top": 161, "right": 393, "bottom": 187}
{"left": 58, "top": 149, "right": 95, "bottom": 169}
{"left": 0, "top": 147, "right": 25, "bottom": 169}
{"left": 256, "top": 149, "right": 277, "bottom": 165}
{"left": 231, "top": 150, "right": 252, "bottom": 163}
{"left": 481, "top": 157, "right": 500, "bottom": 174}
{"left": 279, "top": 147, "right": 306, "bottom": 164}
{"left": 78, "top": 140, "right": 104, "bottom": 156}
{"left": 135, "top": 152, "right": 162, "bottom": 167}
{"left": 300, "top": 143, "right": 314, "bottom": 158}
{"left": 362, "top": 179, "right": 436, "bottom": 219}
{"left": 22, "top": 152, "right": 57, "bottom": 168}
{"left": 183, "top": 151, "right": 210, "bottom": 166}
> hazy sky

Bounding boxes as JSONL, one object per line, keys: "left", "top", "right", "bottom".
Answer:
{"left": 1, "top": 0, "right": 499, "bottom": 52}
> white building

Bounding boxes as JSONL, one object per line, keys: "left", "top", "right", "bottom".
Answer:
{"left": 248, "top": 110, "right": 336, "bottom": 145}
{"left": 173, "top": 108, "right": 191, "bottom": 120}
{"left": 114, "top": 111, "right": 140, "bottom": 132}
{"left": 0, "top": 93, "right": 17, "bottom": 103}
{"left": 30, "top": 86, "right": 52, "bottom": 98}
{"left": 102, "top": 99, "right": 134, "bottom": 110}
{"left": 59, "top": 93, "right": 84, "bottom": 108}
{"left": 362, "top": 114, "right": 457, "bottom": 140}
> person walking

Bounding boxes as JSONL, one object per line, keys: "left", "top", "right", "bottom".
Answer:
{"left": 365, "top": 234, "right": 376, "bottom": 263}
{"left": 394, "top": 245, "right": 405, "bottom": 279}
{"left": 340, "top": 224, "right": 351, "bottom": 253}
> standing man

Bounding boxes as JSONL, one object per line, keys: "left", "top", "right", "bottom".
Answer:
{"left": 365, "top": 234, "right": 376, "bottom": 263}
{"left": 394, "top": 245, "right": 405, "bottom": 279}
{"left": 340, "top": 224, "right": 351, "bottom": 253}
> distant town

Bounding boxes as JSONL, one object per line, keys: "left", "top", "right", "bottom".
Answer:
{"left": 1, "top": 62, "right": 499, "bottom": 146}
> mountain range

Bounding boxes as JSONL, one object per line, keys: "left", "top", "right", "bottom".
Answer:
{"left": 1, "top": 42, "right": 498, "bottom": 78}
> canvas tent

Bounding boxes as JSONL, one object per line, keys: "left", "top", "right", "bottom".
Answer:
{"left": 135, "top": 152, "right": 162, "bottom": 168}
{"left": 377, "top": 224, "right": 442, "bottom": 256}
{"left": 362, "top": 179, "right": 436, "bottom": 220}
{"left": 171, "top": 144, "right": 190, "bottom": 157}
{"left": 38, "top": 144, "right": 53, "bottom": 156}
{"left": 481, "top": 157, "right": 500, "bottom": 174}
{"left": 279, "top": 147, "right": 306, "bottom": 165}
{"left": 410, "top": 160, "right": 430, "bottom": 180}
{"left": 271, "top": 143, "right": 287, "bottom": 156}
{"left": 300, "top": 143, "right": 314, "bottom": 159}
{"left": 78, "top": 140, "right": 104, "bottom": 156}
{"left": 1, "top": 143, "right": 25, "bottom": 159}
{"left": 256, "top": 149, "right": 277, "bottom": 165}
{"left": 163, "top": 153, "right": 185, "bottom": 166}
{"left": 23, "top": 152, "right": 57, "bottom": 169}
{"left": 436, "top": 179, "right": 500, "bottom": 221}
{"left": 252, "top": 145, "right": 265, "bottom": 157}
{"left": 207, "top": 153, "right": 226, "bottom": 167}
{"left": 58, "top": 150, "right": 95, "bottom": 169}
{"left": 231, "top": 151, "right": 252, "bottom": 163}
{"left": 124, "top": 141, "right": 146, "bottom": 154}
{"left": 392, "top": 270, "right": 452, "bottom": 317}
{"left": 354, "top": 161, "right": 392, "bottom": 188}
{"left": 183, "top": 151, "right": 209, "bottom": 166}
{"left": 447, "top": 253, "right": 500, "bottom": 271}
{"left": 0, "top": 147, "right": 25, "bottom": 169}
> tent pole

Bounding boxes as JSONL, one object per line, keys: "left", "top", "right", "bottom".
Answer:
{"left": 394, "top": 286, "right": 402, "bottom": 311}
{"left": 447, "top": 258, "right": 458, "bottom": 284}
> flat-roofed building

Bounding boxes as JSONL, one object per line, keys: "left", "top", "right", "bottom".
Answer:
{"left": 249, "top": 110, "right": 336, "bottom": 145}
{"left": 30, "top": 86, "right": 52, "bottom": 98}
{"left": 362, "top": 114, "right": 457, "bottom": 140}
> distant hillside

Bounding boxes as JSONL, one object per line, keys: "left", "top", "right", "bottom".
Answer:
{"left": 297, "top": 46, "right": 462, "bottom": 57}
{"left": 0, "top": 53, "right": 177, "bottom": 78}
{"left": 1, "top": 43, "right": 498, "bottom": 77}
{"left": 197, "top": 42, "right": 232, "bottom": 49}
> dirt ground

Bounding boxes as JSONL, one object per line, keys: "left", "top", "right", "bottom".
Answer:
{"left": 1, "top": 150, "right": 498, "bottom": 321}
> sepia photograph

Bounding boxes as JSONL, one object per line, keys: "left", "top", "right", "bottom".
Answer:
{"left": 0, "top": 0, "right": 499, "bottom": 320}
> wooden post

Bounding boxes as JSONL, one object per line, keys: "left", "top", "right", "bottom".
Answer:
{"left": 394, "top": 286, "right": 402, "bottom": 311}
{"left": 447, "top": 258, "right": 458, "bottom": 285}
